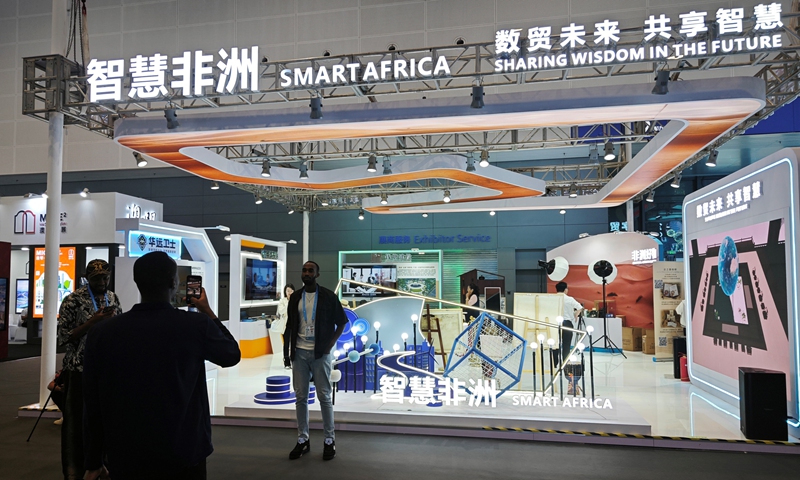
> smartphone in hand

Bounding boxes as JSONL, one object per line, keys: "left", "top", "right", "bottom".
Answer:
{"left": 186, "top": 275, "right": 202, "bottom": 300}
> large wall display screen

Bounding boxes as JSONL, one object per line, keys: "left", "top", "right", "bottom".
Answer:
{"left": 683, "top": 148, "right": 800, "bottom": 434}
{"left": 244, "top": 257, "right": 279, "bottom": 301}
{"left": 342, "top": 265, "right": 397, "bottom": 297}
{"left": 33, "top": 247, "right": 77, "bottom": 318}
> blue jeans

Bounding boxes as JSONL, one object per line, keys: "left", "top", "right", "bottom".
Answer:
{"left": 292, "top": 348, "right": 334, "bottom": 441}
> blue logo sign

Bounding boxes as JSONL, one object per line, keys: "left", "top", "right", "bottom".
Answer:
{"left": 127, "top": 230, "right": 182, "bottom": 259}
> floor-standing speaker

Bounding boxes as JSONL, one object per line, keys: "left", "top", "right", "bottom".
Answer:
{"left": 738, "top": 367, "right": 787, "bottom": 441}
{"left": 673, "top": 337, "right": 687, "bottom": 379}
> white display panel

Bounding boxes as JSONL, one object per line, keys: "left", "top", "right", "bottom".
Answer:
{"left": 683, "top": 148, "right": 800, "bottom": 437}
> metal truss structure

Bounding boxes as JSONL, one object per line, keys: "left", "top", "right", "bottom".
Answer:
{"left": 21, "top": 12, "right": 800, "bottom": 211}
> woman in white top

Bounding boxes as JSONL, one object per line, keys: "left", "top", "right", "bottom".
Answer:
{"left": 274, "top": 283, "right": 295, "bottom": 335}
{"left": 464, "top": 283, "right": 480, "bottom": 322}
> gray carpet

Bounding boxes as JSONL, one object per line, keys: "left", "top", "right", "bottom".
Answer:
{"left": 2, "top": 357, "right": 799, "bottom": 479}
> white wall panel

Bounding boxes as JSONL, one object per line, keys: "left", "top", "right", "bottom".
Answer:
{"left": 497, "top": 0, "right": 568, "bottom": 23}
{"left": 237, "top": 16, "right": 298, "bottom": 48}
{"left": 573, "top": 0, "right": 646, "bottom": 14}
{"left": 296, "top": 38, "right": 359, "bottom": 59}
{"left": 0, "top": 123, "right": 14, "bottom": 147}
{"left": 297, "top": 10, "right": 359, "bottom": 43}
{"left": 0, "top": 45, "right": 16, "bottom": 65}
{"left": 360, "top": 32, "right": 427, "bottom": 51}
{"left": 123, "top": 1, "right": 176, "bottom": 31}
{"left": 361, "top": 2, "right": 425, "bottom": 36}
{"left": 236, "top": 0, "right": 296, "bottom": 19}
{"left": 427, "top": 25, "right": 496, "bottom": 47}
{"left": 298, "top": 0, "right": 358, "bottom": 13}
{"left": 178, "top": 22, "right": 235, "bottom": 53}
{"left": 89, "top": 6, "right": 123, "bottom": 35}
{"left": 0, "top": 97, "right": 16, "bottom": 123}
{"left": 14, "top": 144, "right": 49, "bottom": 173}
{"left": 122, "top": 28, "right": 177, "bottom": 59}
{"left": 87, "top": 33, "right": 123, "bottom": 60}
{"left": 0, "top": 18, "right": 18, "bottom": 44}
{"left": 18, "top": 14, "right": 51, "bottom": 43}
{"left": 14, "top": 118, "right": 48, "bottom": 146}
{"left": 0, "top": 148, "right": 13, "bottom": 174}
{"left": 177, "top": 0, "right": 235, "bottom": 26}
{"left": 18, "top": 0, "right": 52, "bottom": 17}
{"left": 427, "top": 0, "right": 496, "bottom": 30}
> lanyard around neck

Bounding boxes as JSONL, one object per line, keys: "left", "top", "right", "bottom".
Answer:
{"left": 302, "top": 285, "right": 319, "bottom": 324}
{"left": 87, "top": 288, "right": 109, "bottom": 313}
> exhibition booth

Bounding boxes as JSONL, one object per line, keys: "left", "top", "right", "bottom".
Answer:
{"left": 209, "top": 157, "right": 800, "bottom": 442}
{"left": 1, "top": 193, "right": 223, "bottom": 402}
{"left": 0, "top": 192, "right": 163, "bottom": 344}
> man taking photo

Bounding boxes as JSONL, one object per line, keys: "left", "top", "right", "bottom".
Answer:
{"left": 82, "top": 252, "right": 240, "bottom": 480}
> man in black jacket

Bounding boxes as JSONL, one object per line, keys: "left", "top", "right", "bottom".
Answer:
{"left": 82, "top": 252, "right": 241, "bottom": 480}
{"left": 284, "top": 261, "right": 347, "bottom": 461}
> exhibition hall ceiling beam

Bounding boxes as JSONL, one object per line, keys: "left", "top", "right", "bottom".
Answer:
{"left": 209, "top": 121, "right": 663, "bottom": 164}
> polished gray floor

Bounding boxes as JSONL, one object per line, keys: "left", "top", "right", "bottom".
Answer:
{"left": 2, "top": 356, "right": 798, "bottom": 479}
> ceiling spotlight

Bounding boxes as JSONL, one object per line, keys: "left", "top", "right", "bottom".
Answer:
{"left": 320, "top": 198, "right": 329, "bottom": 206}
{"left": 287, "top": 207, "right": 295, "bottom": 214}
{"left": 224, "top": 235, "right": 232, "bottom": 241}
{"left": 367, "top": 153, "right": 377, "bottom": 173}
{"left": 299, "top": 161, "right": 309, "bottom": 179}
{"left": 479, "top": 150, "right": 490, "bottom": 167}
{"left": 568, "top": 184, "right": 578, "bottom": 198}
{"left": 254, "top": 195, "right": 263, "bottom": 204}
{"left": 646, "top": 190, "right": 655, "bottom": 202}
{"left": 470, "top": 85, "right": 484, "bottom": 109}
{"left": 358, "top": 208, "right": 365, "bottom": 220}
{"left": 559, "top": 209, "right": 566, "bottom": 214}
{"left": 489, "top": 210, "right": 496, "bottom": 216}
{"left": 261, "top": 160, "right": 271, "bottom": 177}
{"left": 42, "top": 191, "right": 48, "bottom": 199}
{"left": 80, "top": 188, "right": 89, "bottom": 198}
{"left": 23, "top": 193, "right": 34, "bottom": 198}
{"left": 133, "top": 152, "right": 148, "bottom": 167}
{"left": 382, "top": 157, "right": 392, "bottom": 175}
{"left": 604, "top": 141, "right": 615, "bottom": 161}
{"left": 309, "top": 96, "right": 322, "bottom": 119}
{"left": 706, "top": 149, "right": 719, "bottom": 167}
{"left": 210, "top": 182, "right": 220, "bottom": 190}
{"left": 164, "top": 108, "right": 179, "bottom": 129}
{"left": 442, "top": 190, "right": 451, "bottom": 203}
{"left": 579, "top": 232, "right": 590, "bottom": 238}
{"left": 652, "top": 70, "right": 670, "bottom": 95}
{"left": 380, "top": 193, "right": 388, "bottom": 205}
{"left": 422, "top": 213, "right": 428, "bottom": 218}
{"left": 589, "top": 144, "right": 599, "bottom": 162}
{"left": 466, "top": 156, "right": 476, "bottom": 172}
{"left": 670, "top": 172, "right": 682, "bottom": 188}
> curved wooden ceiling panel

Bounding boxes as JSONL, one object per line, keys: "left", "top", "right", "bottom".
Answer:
{"left": 115, "top": 77, "right": 764, "bottom": 213}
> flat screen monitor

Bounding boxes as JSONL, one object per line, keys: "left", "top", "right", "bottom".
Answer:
{"left": 244, "top": 258, "right": 278, "bottom": 301}
{"left": 341, "top": 265, "right": 397, "bottom": 297}
{"left": 15, "top": 279, "right": 29, "bottom": 314}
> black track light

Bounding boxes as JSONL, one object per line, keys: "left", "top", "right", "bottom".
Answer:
{"left": 261, "top": 160, "right": 271, "bottom": 177}
{"left": 367, "top": 153, "right": 377, "bottom": 173}
{"left": 470, "top": 85, "right": 484, "bottom": 108}
{"left": 310, "top": 96, "right": 322, "bottom": 119}
{"left": 706, "top": 149, "right": 719, "bottom": 167}
{"left": 164, "top": 109, "right": 179, "bottom": 129}
{"left": 652, "top": 71, "right": 669, "bottom": 95}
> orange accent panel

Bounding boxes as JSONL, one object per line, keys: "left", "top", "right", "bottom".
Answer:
{"left": 240, "top": 337, "right": 270, "bottom": 358}
{"left": 241, "top": 240, "right": 266, "bottom": 249}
